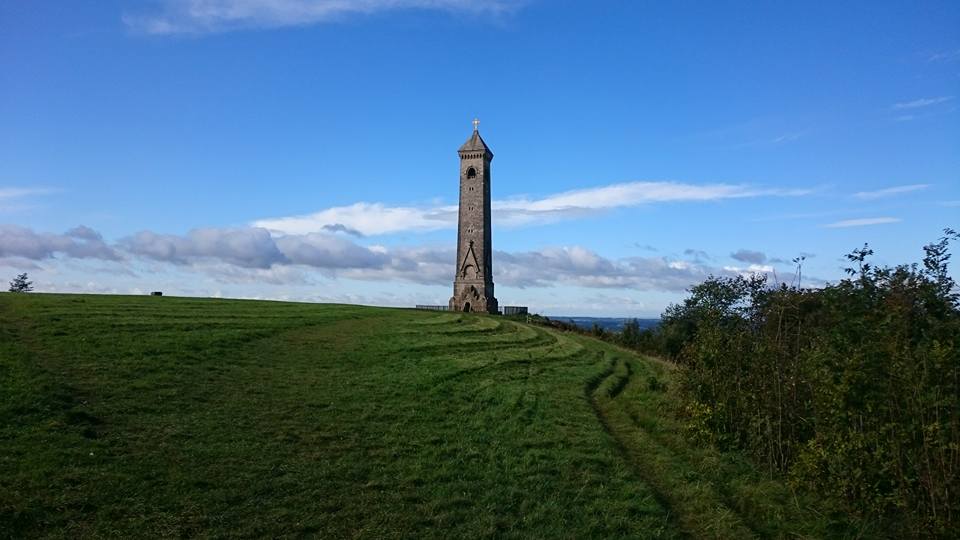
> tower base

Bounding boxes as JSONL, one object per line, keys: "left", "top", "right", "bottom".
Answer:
{"left": 449, "top": 282, "right": 498, "bottom": 314}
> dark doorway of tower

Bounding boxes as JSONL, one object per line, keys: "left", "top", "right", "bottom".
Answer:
{"left": 463, "top": 303, "right": 471, "bottom": 313}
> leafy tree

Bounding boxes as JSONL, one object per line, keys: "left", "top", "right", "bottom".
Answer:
{"left": 8, "top": 272, "right": 33, "bottom": 293}
{"left": 619, "top": 318, "right": 641, "bottom": 348}
{"left": 590, "top": 322, "right": 606, "bottom": 338}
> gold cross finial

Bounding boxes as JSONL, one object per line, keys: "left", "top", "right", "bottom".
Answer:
{"left": 472, "top": 118, "right": 480, "bottom": 131}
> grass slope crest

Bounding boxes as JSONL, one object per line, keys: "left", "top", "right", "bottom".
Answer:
{"left": 3, "top": 293, "right": 868, "bottom": 538}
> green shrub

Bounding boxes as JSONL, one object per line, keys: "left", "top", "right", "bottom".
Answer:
{"left": 661, "top": 229, "right": 960, "bottom": 537}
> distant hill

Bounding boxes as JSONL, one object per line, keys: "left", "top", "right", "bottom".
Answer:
{"left": 550, "top": 316, "right": 660, "bottom": 332}
{"left": 1, "top": 293, "right": 861, "bottom": 538}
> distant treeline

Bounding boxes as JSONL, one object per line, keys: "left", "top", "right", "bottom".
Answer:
{"left": 532, "top": 229, "right": 960, "bottom": 537}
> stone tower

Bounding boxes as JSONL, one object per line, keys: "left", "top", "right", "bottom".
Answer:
{"left": 449, "top": 120, "right": 498, "bottom": 314}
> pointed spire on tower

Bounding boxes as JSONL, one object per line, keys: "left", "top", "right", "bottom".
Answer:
{"left": 459, "top": 118, "right": 493, "bottom": 156}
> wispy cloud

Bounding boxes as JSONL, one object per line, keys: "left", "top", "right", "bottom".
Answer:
{"left": 853, "top": 183, "right": 930, "bottom": 200}
{"left": 255, "top": 202, "right": 457, "bottom": 237}
{"left": 254, "top": 180, "right": 813, "bottom": 236}
{"left": 891, "top": 96, "right": 953, "bottom": 110}
{"left": 726, "top": 130, "right": 810, "bottom": 149}
{"left": 125, "top": 0, "right": 526, "bottom": 35}
{"left": 0, "top": 187, "right": 57, "bottom": 200}
{"left": 750, "top": 208, "right": 854, "bottom": 222}
{"left": 928, "top": 49, "right": 960, "bottom": 62}
{"left": 0, "top": 187, "right": 59, "bottom": 214}
{"left": 770, "top": 130, "right": 808, "bottom": 144}
{"left": 684, "top": 117, "right": 811, "bottom": 150}
{"left": 823, "top": 217, "right": 902, "bottom": 228}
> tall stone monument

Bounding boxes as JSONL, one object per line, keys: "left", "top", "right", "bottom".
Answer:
{"left": 449, "top": 119, "right": 499, "bottom": 314}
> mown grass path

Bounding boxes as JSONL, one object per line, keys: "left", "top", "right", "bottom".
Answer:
{"left": 2, "top": 294, "right": 852, "bottom": 538}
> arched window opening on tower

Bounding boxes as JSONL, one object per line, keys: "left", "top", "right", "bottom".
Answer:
{"left": 466, "top": 167, "right": 476, "bottom": 179}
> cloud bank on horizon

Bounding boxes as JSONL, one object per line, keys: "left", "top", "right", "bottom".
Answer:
{"left": 1, "top": 222, "right": 765, "bottom": 293}
{"left": 0, "top": 177, "right": 827, "bottom": 296}
{"left": 0, "top": 177, "right": 936, "bottom": 311}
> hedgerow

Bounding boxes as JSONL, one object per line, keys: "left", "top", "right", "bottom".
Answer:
{"left": 656, "top": 229, "right": 959, "bottom": 537}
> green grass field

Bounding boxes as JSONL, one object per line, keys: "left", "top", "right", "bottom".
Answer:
{"left": 1, "top": 294, "right": 866, "bottom": 538}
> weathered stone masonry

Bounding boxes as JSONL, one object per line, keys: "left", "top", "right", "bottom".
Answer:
{"left": 449, "top": 122, "right": 499, "bottom": 314}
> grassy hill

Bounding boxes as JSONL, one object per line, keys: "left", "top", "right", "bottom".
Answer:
{"left": 1, "top": 294, "right": 863, "bottom": 538}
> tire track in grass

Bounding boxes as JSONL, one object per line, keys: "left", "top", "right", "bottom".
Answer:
{"left": 589, "top": 352, "right": 762, "bottom": 539}
{"left": 405, "top": 326, "right": 554, "bottom": 357}
{"left": 408, "top": 314, "right": 502, "bottom": 335}
{"left": 400, "top": 316, "right": 551, "bottom": 355}
{"left": 423, "top": 323, "right": 579, "bottom": 391}
{"left": 402, "top": 315, "right": 685, "bottom": 537}
{"left": 583, "top": 352, "right": 690, "bottom": 538}
{"left": 606, "top": 359, "right": 633, "bottom": 399}
{"left": 614, "top": 377, "right": 831, "bottom": 538}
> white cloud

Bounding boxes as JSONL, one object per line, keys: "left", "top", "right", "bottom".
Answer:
{"left": 853, "top": 183, "right": 930, "bottom": 199}
{"left": 891, "top": 96, "right": 953, "bottom": 110}
{"left": 493, "top": 247, "right": 721, "bottom": 291}
{"left": 122, "top": 227, "right": 287, "bottom": 268}
{"left": 255, "top": 202, "right": 457, "bottom": 236}
{"left": 125, "top": 0, "right": 525, "bottom": 35}
{"left": 723, "top": 264, "right": 774, "bottom": 275}
{"left": 823, "top": 217, "right": 902, "bottom": 228}
{"left": 276, "top": 232, "right": 390, "bottom": 268}
{"left": 0, "top": 224, "right": 121, "bottom": 261}
{"left": 254, "top": 180, "right": 812, "bottom": 236}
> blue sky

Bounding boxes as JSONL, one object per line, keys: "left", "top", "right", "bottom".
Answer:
{"left": 1, "top": 1, "right": 958, "bottom": 316}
